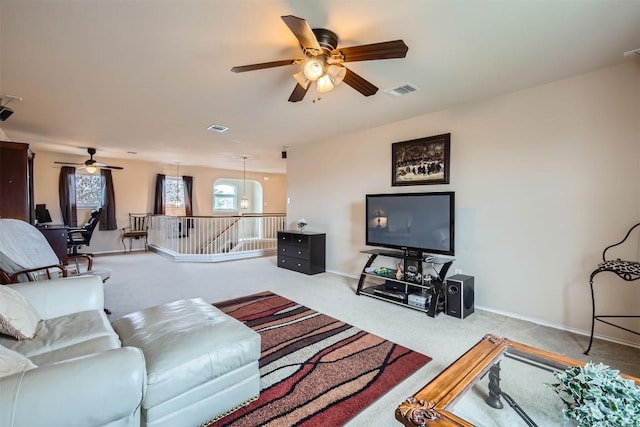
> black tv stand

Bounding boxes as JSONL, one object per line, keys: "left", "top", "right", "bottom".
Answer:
{"left": 356, "top": 249, "right": 454, "bottom": 317}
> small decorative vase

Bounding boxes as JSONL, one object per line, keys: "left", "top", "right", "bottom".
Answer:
{"left": 297, "top": 224, "right": 305, "bottom": 232}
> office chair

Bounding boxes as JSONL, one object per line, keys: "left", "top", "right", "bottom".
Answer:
{"left": 67, "top": 207, "right": 103, "bottom": 255}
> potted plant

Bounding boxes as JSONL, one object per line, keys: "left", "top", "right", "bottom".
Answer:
{"left": 548, "top": 362, "right": 640, "bottom": 427}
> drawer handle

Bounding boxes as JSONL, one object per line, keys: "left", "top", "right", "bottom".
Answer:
{"left": 297, "top": 263, "right": 302, "bottom": 267}
{"left": 282, "top": 248, "right": 287, "bottom": 252}
{"left": 297, "top": 251, "right": 302, "bottom": 255}
{"left": 281, "top": 259, "right": 286, "bottom": 263}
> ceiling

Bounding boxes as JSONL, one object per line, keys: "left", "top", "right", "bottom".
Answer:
{"left": 1, "top": 0, "right": 639, "bottom": 174}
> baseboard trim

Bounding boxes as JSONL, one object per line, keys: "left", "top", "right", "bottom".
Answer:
{"left": 476, "top": 305, "right": 640, "bottom": 351}
{"left": 328, "top": 270, "right": 640, "bottom": 350}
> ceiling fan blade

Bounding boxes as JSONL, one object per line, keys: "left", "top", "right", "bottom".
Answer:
{"left": 93, "top": 161, "right": 124, "bottom": 170}
{"left": 342, "top": 68, "right": 378, "bottom": 96}
{"left": 288, "top": 83, "right": 309, "bottom": 103}
{"left": 231, "top": 59, "right": 302, "bottom": 73}
{"left": 333, "top": 40, "right": 408, "bottom": 62}
{"left": 281, "top": 15, "right": 322, "bottom": 54}
{"left": 54, "top": 161, "right": 83, "bottom": 166}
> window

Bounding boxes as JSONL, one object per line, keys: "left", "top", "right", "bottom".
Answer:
{"left": 75, "top": 173, "right": 104, "bottom": 208}
{"left": 214, "top": 184, "right": 238, "bottom": 210}
{"left": 165, "top": 176, "right": 185, "bottom": 208}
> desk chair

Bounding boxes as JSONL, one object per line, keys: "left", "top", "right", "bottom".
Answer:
{"left": 585, "top": 222, "right": 640, "bottom": 354}
{"left": 67, "top": 207, "right": 103, "bottom": 255}
{"left": 121, "top": 213, "right": 150, "bottom": 253}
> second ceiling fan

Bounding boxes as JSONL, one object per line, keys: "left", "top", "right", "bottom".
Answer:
{"left": 231, "top": 15, "right": 409, "bottom": 102}
{"left": 54, "top": 148, "right": 124, "bottom": 173}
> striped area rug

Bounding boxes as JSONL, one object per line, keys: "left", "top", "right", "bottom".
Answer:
{"left": 209, "top": 291, "right": 431, "bottom": 426}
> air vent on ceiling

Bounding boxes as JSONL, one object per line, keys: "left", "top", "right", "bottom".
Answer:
{"left": 384, "top": 83, "right": 420, "bottom": 97}
{"left": 207, "top": 124, "right": 229, "bottom": 132}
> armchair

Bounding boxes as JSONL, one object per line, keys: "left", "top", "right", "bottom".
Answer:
{"left": 67, "top": 206, "right": 103, "bottom": 255}
{"left": 0, "top": 218, "right": 110, "bottom": 284}
{"left": 121, "top": 213, "right": 150, "bottom": 253}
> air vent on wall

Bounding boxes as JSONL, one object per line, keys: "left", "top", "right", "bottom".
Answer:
{"left": 384, "top": 83, "right": 420, "bottom": 97}
{"left": 207, "top": 124, "right": 229, "bottom": 132}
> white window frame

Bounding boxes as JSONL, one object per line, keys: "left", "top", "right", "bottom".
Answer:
{"left": 213, "top": 183, "right": 238, "bottom": 211}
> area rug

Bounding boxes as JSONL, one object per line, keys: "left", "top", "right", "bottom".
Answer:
{"left": 208, "top": 291, "right": 431, "bottom": 427}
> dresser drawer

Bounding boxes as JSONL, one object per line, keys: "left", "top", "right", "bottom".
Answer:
{"left": 278, "top": 255, "right": 310, "bottom": 274}
{"left": 290, "top": 234, "right": 309, "bottom": 247}
{"left": 279, "top": 244, "right": 310, "bottom": 260}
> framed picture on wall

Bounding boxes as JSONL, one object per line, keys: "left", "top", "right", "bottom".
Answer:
{"left": 391, "top": 133, "right": 450, "bottom": 186}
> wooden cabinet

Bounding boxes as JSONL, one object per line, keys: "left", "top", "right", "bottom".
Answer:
{"left": 0, "top": 141, "right": 34, "bottom": 223}
{"left": 277, "top": 231, "right": 326, "bottom": 275}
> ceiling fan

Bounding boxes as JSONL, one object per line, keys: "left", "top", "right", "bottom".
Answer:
{"left": 231, "top": 15, "right": 409, "bottom": 102}
{"left": 54, "top": 148, "right": 124, "bottom": 173}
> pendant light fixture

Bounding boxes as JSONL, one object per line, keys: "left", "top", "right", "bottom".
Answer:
{"left": 240, "top": 156, "right": 249, "bottom": 209}
{"left": 174, "top": 162, "right": 181, "bottom": 207}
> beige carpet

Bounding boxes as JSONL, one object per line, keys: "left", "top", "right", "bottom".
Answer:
{"left": 97, "top": 252, "right": 640, "bottom": 426}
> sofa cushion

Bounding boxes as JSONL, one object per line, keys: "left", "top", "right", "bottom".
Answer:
{"left": 0, "top": 285, "right": 40, "bottom": 340}
{"left": 0, "top": 344, "right": 37, "bottom": 378}
{"left": 0, "top": 310, "right": 120, "bottom": 360}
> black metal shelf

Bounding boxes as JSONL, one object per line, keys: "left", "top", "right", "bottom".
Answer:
{"left": 356, "top": 249, "right": 454, "bottom": 317}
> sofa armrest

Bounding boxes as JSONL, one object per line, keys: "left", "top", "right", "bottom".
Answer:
{"left": 0, "top": 347, "right": 146, "bottom": 427}
{"left": 10, "top": 275, "right": 104, "bottom": 320}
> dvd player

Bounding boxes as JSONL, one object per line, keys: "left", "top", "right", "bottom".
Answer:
{"left": 372, "top": 285, "right": 406, "bottom": 302}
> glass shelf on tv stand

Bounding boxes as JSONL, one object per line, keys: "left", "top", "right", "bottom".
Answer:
{"left": 356, "top": 249, "right": 455, "bottom": 317}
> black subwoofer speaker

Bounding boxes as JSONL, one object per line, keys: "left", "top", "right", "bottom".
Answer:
{"left": 446, "top": 274, "right": 474, "bottom": 319}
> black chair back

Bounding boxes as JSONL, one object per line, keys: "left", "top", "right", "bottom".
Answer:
{"left": 67, "top": 207, "right": 103, "bottom": 254}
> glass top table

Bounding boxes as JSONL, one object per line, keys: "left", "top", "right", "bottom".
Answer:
{"left": 395, "top": 334, "right": 640, "bottom": 427}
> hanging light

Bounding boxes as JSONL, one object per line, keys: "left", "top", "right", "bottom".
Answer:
{"left": 174, "top": 162, "right": 181, "bottom": 207}
{"left": 240, "top": 156, "right": 248, "bottom": 210}
{"left": 85, "top": 164, "right": 98, "bottom": 174}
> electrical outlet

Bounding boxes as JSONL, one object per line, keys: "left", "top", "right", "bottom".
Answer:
{"left": 454, "top": 268, "right": 462, "bottom": 275}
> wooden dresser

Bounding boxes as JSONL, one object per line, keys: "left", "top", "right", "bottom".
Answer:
{"left": 277, "top": 231, "right": 326, "bottom": 275}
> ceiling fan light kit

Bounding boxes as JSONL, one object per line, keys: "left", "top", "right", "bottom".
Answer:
{"left": 231, "top": 15, "right": 408, "bottom": 103}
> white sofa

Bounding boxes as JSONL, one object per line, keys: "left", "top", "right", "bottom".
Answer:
{"left": 0, "top": 275, "right": 146, "bottom": 427}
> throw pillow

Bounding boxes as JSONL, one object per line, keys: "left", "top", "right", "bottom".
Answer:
{"left": 0, "top": 286, "right": 41, "bottom": 340}
{"left": 0, "top": 345, "right": 37, "bottom": 378}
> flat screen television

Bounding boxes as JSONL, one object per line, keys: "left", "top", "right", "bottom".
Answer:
{"left": 366, "top": 191, "right": 454, "bottom": 256}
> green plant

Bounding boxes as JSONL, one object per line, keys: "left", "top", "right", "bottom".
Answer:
{"left": 548, "top": 362, "right": 640, "bottom": 427}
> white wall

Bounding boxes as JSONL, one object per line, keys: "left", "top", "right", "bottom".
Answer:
{"left": 286, "top": 62, "right": 640, "bottom": 345}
